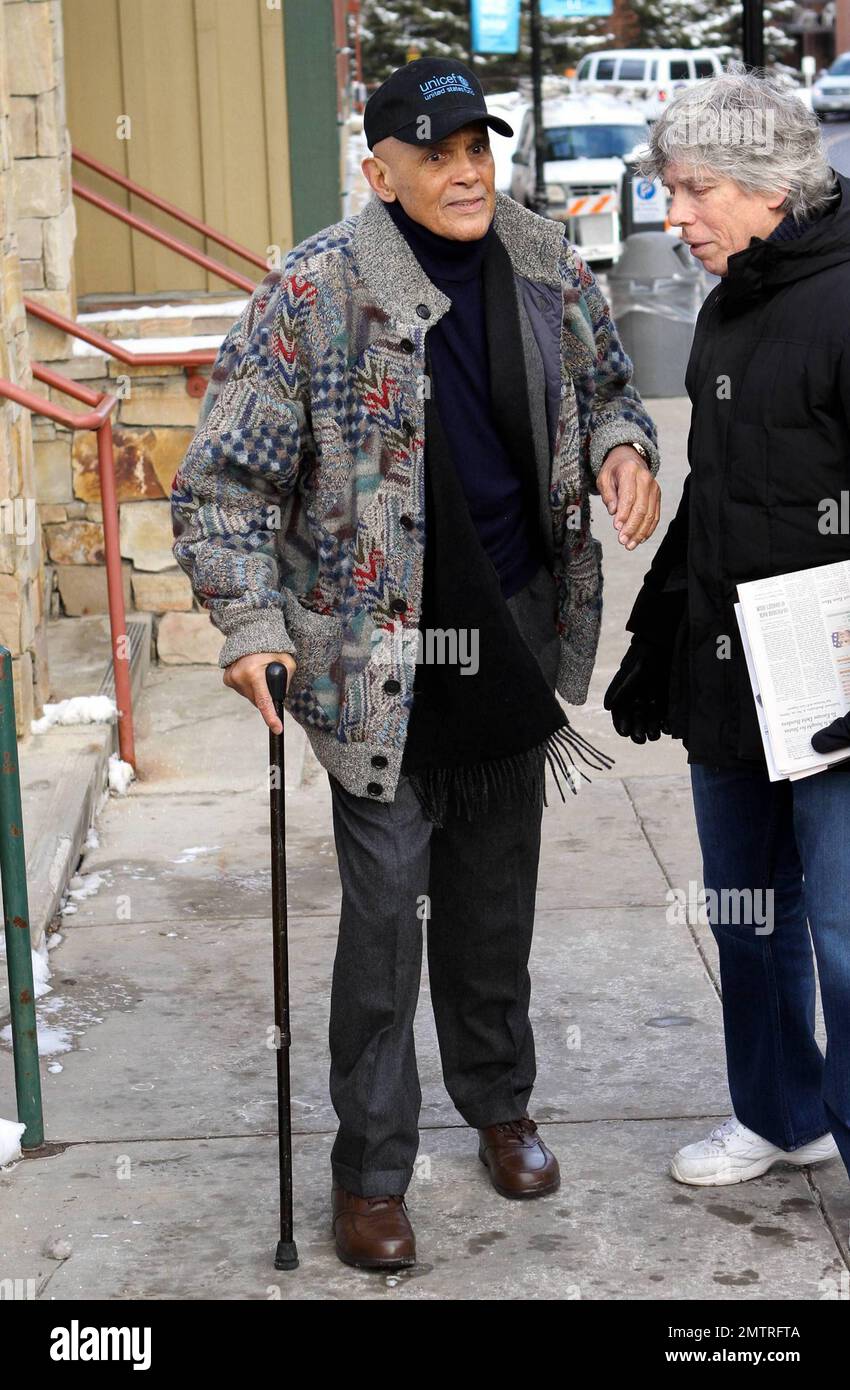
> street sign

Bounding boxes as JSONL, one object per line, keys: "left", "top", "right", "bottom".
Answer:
{"left": 470, "top": 0, "right": 521, "bottom": 54}
{"left": 632, "top": 175, "right": 666, "bottom": 225}
{"left": 541, "top": 0, "right": 614, "bottom": 16}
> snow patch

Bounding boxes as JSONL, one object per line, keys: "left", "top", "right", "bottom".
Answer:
{"left": 31, "top": 695, "right": 117, "bottom": 734}
{"left": 78, "top": 297, "right": 248, "bottom": 324}
{"left": 67, "top": 871, "right": 110, "bottom": 901}
{"left": 73, "top": 332, "right": 226, "bottom": 360}
{"left": 0, "top": 1117, "right": 25, "bottom": 1168}
{"left": 58, "top": 868, "right": 112, "bottom": 919}
{"left": 0, "top": 930, "right": 52, "bottom": 991}
{"left": 108, "top": 753, "right": 136, "bottom": 795}
{"left": 31, "top": 944, "right": 52, "bottom": 999}
{"left": 1, "top": 1018, "right": 73, "bottom": 1057}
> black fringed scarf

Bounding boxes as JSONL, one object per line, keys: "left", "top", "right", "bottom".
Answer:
{"left": 399, "top": 224, "right": 613, "bottom": 828}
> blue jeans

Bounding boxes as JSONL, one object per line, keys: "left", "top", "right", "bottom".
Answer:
{"left": 690, "top": 761, "right": 850, "bottom": 1177}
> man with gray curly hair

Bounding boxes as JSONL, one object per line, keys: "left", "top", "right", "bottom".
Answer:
{"left": 639, "top": 63, "right": 837, "bottom": 271}
{"left": 605, "top": 66, "right": 850, "bottom": 1189}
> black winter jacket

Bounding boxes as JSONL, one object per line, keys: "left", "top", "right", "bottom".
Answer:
{"left": 627, "top": 168, "right": 850, "bottom": 766}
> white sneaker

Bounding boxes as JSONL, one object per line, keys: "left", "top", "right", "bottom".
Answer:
{"left": 670, "top": 1115, "right": 839, "bottom": 1187}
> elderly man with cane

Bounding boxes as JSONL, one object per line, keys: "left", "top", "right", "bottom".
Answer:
{"left": 606, "top": 68, "right": 850, "bottom": 1189}
{"left": 172, "top": 57, "right": 661, "bottom": 1270}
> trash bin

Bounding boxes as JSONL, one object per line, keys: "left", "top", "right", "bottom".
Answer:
{"left": 607, "top": 232, "right": 706, "bottom": 397}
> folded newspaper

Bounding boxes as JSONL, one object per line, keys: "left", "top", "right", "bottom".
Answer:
{"left": 735, "top": 559, "right": 850, "bottom": 782}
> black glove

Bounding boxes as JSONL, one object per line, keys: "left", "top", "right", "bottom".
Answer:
{"left": 811, "top": 713, "right": 850, "bottom": 756}
{"left": 604, "top": 637, "right": 673, "bottom": 743}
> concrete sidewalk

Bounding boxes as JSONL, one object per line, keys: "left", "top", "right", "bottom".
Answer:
{"left": 1, "top": 398, "right": 849, "bottom": 1301}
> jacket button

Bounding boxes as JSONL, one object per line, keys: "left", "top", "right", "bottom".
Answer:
{"left": 367, "top": 782, "right": 383, "bottom": 796}
{"left": 400, "top": 513, "right": 415, "bottom": 530}
{"left": 371, "top": 754, "right": 388, "bottom": 768}
{"left": 383, "top": 678, "right": 401, "bottom": 695}
{"left": 399, "top": 338, "right": 414, "bottom": 353}
{"left": 390, "top": 597, "right": 407, "bottom": 613}
{"left": 415, "top": 304, "right": 431, "bottom": 319}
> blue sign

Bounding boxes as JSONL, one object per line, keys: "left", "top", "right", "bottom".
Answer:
{"left": 632, "top": 176, "right": 667, "bottom": 224}
{"left": 470, "top": 0, "right": 521, "bottom": 54}
{"left": 541, "top": 0, "right": 614, "bottom": 16}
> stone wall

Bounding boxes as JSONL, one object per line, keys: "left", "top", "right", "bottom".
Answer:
{"left": 7, "top": 0, "right": 223, "bottom": 676}
{"left": 0, "top": 0, "right": 54, "bottom": 733}
{"left": 9, "top": 0, "right": 74, "bottom": 357}
{"left": 35, "top": 336, "right": 224, "bottom": 665}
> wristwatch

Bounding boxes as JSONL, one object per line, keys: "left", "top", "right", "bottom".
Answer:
{"left": 628, "top": 439, "right": 650, "bottom": 464}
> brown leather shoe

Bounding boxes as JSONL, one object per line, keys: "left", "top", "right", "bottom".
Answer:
{"left": 477, "top": 1115, "right": 560, "bottom": 1198}
{"left": 332, "top": 1183, "right": 416, "bottom": 1269}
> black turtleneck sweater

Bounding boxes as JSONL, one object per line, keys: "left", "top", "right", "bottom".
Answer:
{"left": 765, "top": 178, "right": 839, "bottom": 243}
{"left": 384, "top": 196, "right": 543, "bottom": 599}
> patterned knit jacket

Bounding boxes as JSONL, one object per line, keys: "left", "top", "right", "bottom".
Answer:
{"left": 170, "top": 191, "right": 661, "bottom": 804}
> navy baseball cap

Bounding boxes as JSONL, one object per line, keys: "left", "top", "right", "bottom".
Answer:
{"left": 364, "top": 58, "right": 513, "bottom": 151}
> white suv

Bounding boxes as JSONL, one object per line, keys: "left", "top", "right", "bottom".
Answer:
{"left": 510, "top": 95, "right": 652, "bottom": 263}
{"left": 574, "top": 49, "right": 724, "bottom": 121}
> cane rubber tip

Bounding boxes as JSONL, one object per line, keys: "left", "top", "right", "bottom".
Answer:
{"left": 274, "top": 1240, "right": 299, "bottom": 1271}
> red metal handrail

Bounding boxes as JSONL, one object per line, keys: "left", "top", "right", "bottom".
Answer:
{"left": 29, "top": 148, "right": 271, "bottom": 391}
{"left": 72, "top": 148, "right": 269, "bottom": 273}
{"left": 17, "top": 151, "right": 277, "bottom": 766}
{"left": 24, "top": 296, "right": 218, "bottom": 398}
{"left": 0, "top": 368, "right": 135, "bottom": 768}
{"left": 32, "top": 147, "right": 276, "bottom": 389}
{"left": 72, "top": 178, "right": 257, "bottom": 293}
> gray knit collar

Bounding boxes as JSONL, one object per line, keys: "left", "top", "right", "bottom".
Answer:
{"left": 351, "top": 191, "right": 565, "bottom": 325}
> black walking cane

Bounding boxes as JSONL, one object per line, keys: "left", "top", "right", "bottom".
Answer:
{"left": 266, "top": 661, "right": 298, "bottom": 1271}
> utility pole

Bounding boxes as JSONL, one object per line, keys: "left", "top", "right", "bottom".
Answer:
{"left": 742, "top": 0, "right": 765, "bottom": 69}
{"left": 530, "top": 0, "right": 547, "bottom": 215}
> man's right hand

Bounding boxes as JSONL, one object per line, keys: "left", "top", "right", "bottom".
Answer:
{"left": 222, "top": 652, "right": 297, "bottom": 735}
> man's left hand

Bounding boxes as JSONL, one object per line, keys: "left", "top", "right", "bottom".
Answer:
{"left": 596, "top": 445, "right": 661, "bottom": 550}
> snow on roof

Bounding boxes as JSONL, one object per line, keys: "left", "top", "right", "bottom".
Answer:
{"left": 582, "top": 47, "right": 722, "bottom": 57}
{"left": 77, "top": 298, "right": 249, "bottom": 323}
{"left": 72, "top": 332, "right": 226, "bottom": 359}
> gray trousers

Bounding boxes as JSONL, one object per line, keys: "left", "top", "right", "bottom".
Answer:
{"left": 327, "top": 562, "right": 560, "bottom": 1196}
